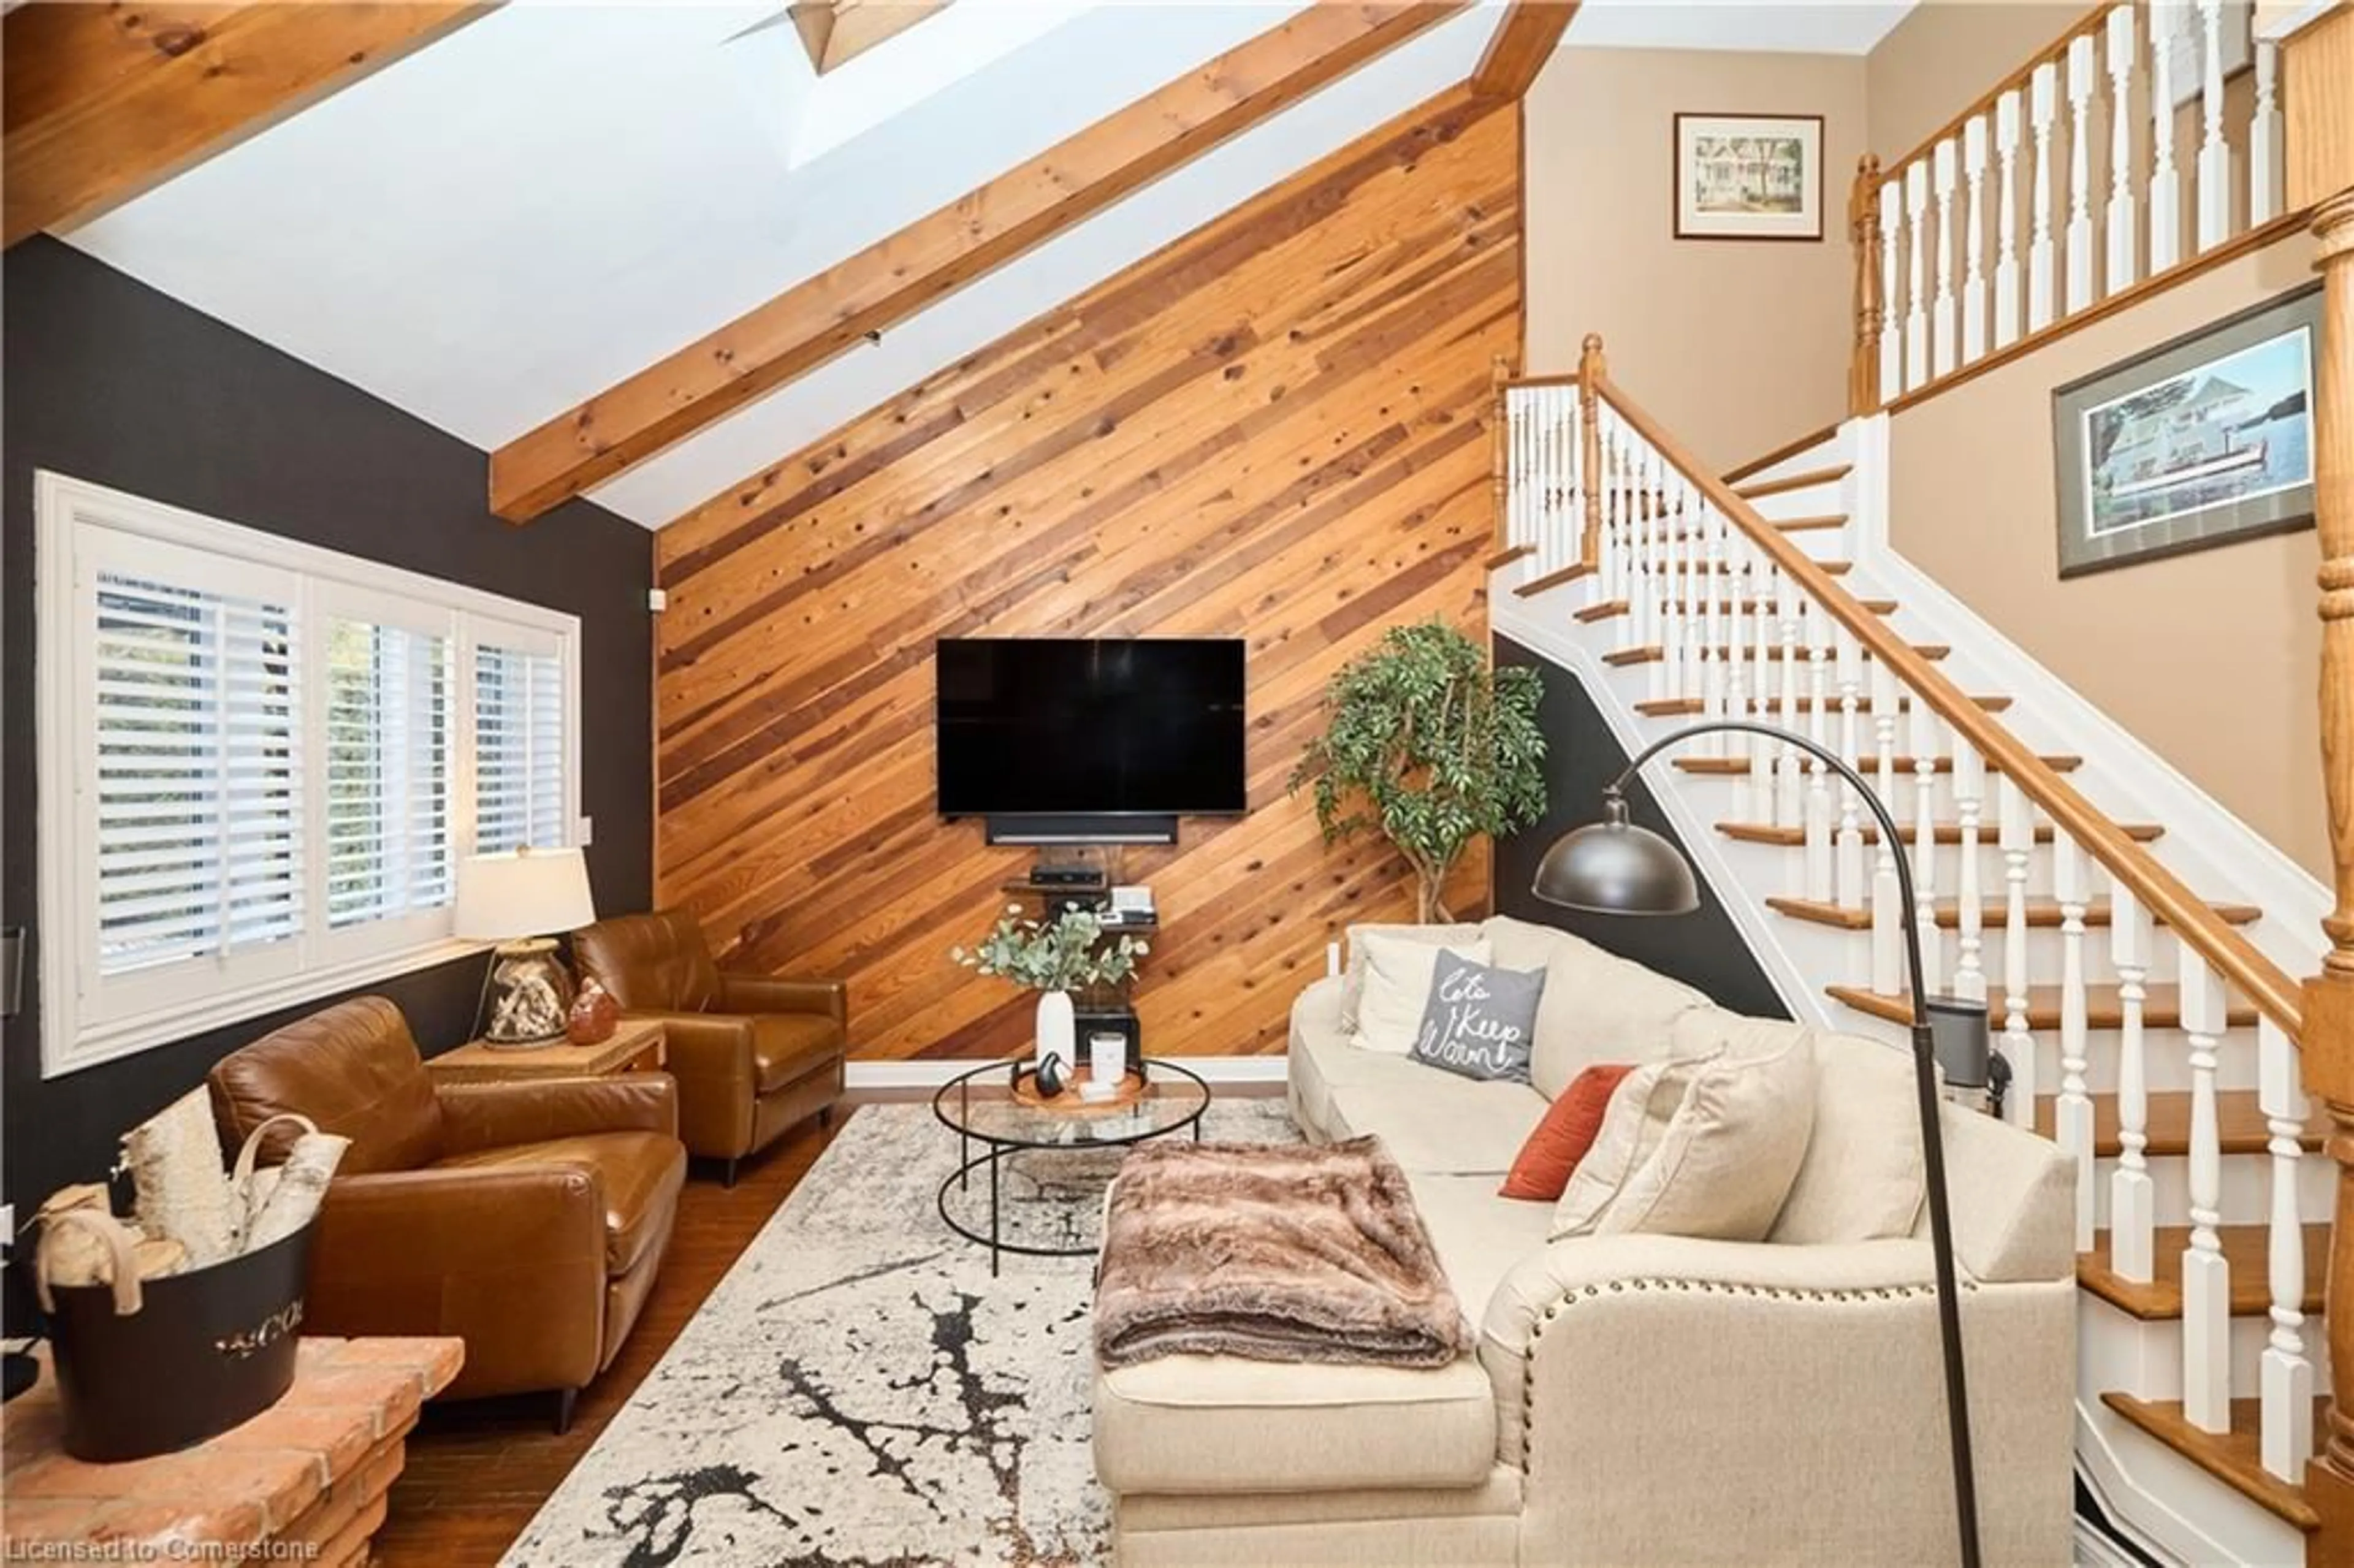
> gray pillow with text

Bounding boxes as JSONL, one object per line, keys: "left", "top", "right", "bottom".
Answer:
{"left": 1411, "top": 953, "right": 1546, "bottom": 1083}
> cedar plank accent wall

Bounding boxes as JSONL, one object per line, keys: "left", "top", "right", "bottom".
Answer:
{"left": 653, "top": 88, "right": 1518, "bottom": 1062}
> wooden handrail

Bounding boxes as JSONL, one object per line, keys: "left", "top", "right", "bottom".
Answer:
{"left": 1590, "top": 368, "right": 2306, "bottom": 1040}
{"left": 1876, "top": 0, "right": 2116, "bottom": 190}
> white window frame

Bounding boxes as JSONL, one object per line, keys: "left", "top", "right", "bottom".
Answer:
{"left": 36, "top": 471, "right": 584, "bottom": 1078}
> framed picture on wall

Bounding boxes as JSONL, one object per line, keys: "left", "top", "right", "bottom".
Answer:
{"left": 2051, "top": 281, "right": 2319, "bottom": 579}
{"left": 1671, "top": 113, "right": 1824, "bottom": 242}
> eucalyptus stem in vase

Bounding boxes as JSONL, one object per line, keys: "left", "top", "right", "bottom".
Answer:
{"left": 951, "top": 905, "right": 1148, "bottom": 1073}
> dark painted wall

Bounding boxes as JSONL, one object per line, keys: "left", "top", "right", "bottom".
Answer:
{"left": 1493, "top": 635, "right": 1789, "bottom": 1020}
{"left": 2, "top": 237, "right": 655, "bottom": 1212}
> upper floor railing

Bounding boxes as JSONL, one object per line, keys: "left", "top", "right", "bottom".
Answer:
{"left": 1850, "top": 0, "right": 2307, "bottom": 415}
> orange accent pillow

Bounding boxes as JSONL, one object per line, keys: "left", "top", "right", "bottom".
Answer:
{"left": 1499, "top": 1064, "right": 1637, "bottom": 1201}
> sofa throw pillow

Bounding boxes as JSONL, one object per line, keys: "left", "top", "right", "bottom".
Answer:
{"left": 1551, "top": 1029, "right": 1818, "bottom": 1243}
{"left": 1499, "top": 1062, "right": 1636, "bottom": 1201}
{"left": 1339, "top": 923, "right": 1484, "bottom": 1034}
{"left": 1354, "top": 931, "right": 1491, "bottom": 1054}
{"left": 1409, "top": 953, "right": 1545, "bottom": 1083}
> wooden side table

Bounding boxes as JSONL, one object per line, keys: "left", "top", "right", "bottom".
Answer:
{"left": 425, "top": 1016, "right": 667, "bottom": 1083}
{"left": 3, "top": 1335, "right": 463, "bottom": 1566}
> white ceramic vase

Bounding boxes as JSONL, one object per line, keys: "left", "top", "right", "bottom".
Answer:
{"left": 1035, "top": 989, "right": 1075, "bottom": 1071}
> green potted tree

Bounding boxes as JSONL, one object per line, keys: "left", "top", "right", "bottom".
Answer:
{"left": 1291, "top": 620, "right": 1547, "bottom": 923}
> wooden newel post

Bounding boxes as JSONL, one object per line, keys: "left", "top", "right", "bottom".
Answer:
{"left": 1849, "top": 153, "right": 1886, "bottom": 417}
{"left": 1577, "top": 333, "right": 1605, "bottom": 568}
{"left": 2304, "top": 183, "right": 2354, "bottom": 1567}
{"left": 2292, "top": 6, "right": 2354, "bottom": 1551}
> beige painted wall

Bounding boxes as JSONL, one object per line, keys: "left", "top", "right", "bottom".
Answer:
{"left": 1523, "top": 47, "right": 1867, "bottom": 472}
{"left": 1887, "top": 233, "right": 2325, "bottom": 875}
{"left": 1865, "top": 1, "right": 2084, "bottom": 162}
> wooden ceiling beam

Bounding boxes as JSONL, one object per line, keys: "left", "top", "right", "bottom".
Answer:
{"left": 1468, "top": 0, "right": 1577, "bottom": 99}
{"left": 487, "top": 1, "right": 1468, "bottom": 522}
{"left": 3, "top": 2, "right": 493, "bottom": 249}
{"left": 787, "top": 1, "right": 949, "bottom": 75}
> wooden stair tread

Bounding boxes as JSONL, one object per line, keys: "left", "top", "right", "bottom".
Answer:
{"left": 2102, "top": 1394, "right": 2323, "bottom": 1531}
{"left": 1830, "top": 983, "right": 2257, "bottom": 1037}
{"left": 1645, "top": 694, "right": 2014, "bottom": 717}
{"left": 1577, "top": 595, "right": 1895, "bottom": 625}
{"left": 1733, "top": 463, "right": 1851, "bottom": 500}
{"left": 1719, "top": 818, "right": 2158, "bottom": 845}
{"left": 2078, "top": 1225, "right": 2326, "bottom": 1320}
{"left": 1664, "top": 513, "right": 1846, "bottom": 541}
{"left": 1765, "top": 895, "right": 2263, "bottom": 931}
{"left": 1674, "top": 753, "right": 2080, "bottom": 776}
{"left": 1512, "top": 561, "right": 1593, "bottom": 598}
{"left": 1604, "top": 642, "right": 1949, "bottom": 666}
{"left": 2032, "top": 1089, "right": 2323, "bottom": 1157}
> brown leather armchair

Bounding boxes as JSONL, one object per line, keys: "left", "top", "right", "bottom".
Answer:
{"left": 570, "top": 909, "right": 847, "bottom": 1185}
{"left": 207, "top": 996, "right": 686, "bottom": 1432}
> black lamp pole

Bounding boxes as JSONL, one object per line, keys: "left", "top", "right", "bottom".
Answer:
{"left": 1531, "top": 718, "right": 1983, "bottom": 1568}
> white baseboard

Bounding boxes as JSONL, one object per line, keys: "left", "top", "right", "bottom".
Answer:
{"left": 847, "top": 1055, "right": 1289, "bottom": 1091}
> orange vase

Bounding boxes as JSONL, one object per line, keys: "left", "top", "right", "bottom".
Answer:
{"left": 566, "top": 978, "right": 619, "bottom": 1045}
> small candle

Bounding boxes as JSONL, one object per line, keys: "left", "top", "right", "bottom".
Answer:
{"left": 1089, "top": 1031, "right": 1124, "bottom": 1085}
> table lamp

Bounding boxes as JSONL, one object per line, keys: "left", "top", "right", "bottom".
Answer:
{"left": 1531, "top": 718, "right": 1987, "bottom": 1568}
{"left": 455, "top": 847, "right": 596, "bottom": 1046}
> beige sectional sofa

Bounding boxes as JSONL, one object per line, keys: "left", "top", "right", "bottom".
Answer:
{"left": 1094, "top": 915, "right": 2078, "bottom": 1566}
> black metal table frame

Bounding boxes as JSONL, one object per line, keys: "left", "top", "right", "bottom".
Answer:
{"left": 931, "top": 1057, "right": 1210, "bottom": 1276}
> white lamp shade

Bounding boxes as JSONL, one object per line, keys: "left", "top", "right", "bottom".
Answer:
{"left": 454, "top": 847, "right": 595, "bottom": 942}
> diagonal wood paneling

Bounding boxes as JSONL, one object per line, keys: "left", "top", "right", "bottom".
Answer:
{"left": 654, "top": 87, "right": 1520, "bottom": 1061}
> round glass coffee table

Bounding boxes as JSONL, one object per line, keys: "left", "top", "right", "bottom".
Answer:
{"left": 932, "top": 1058, "right": 1211, "bottom": 1274}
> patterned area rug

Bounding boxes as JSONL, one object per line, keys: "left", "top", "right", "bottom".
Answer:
{"left": 503, "top": 1095, "right": 1297, "bottom": 1568}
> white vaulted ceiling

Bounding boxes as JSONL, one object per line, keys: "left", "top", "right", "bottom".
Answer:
{"left": 59, "top": 0, "right": 1912, "bottom": 528}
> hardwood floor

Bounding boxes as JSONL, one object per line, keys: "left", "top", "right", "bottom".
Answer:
{"left": 373, "top": 1115, "right": 845, "bottom": 1567}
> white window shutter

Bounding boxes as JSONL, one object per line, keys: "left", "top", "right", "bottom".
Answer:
{"left": 324, "top": 617, "right": 452, "bottom": 928}
{"left": 473, "top": 639, "right": 568, "bottom": 854}
{"left": 90, "top": 570, "right": 303, "bottom": 976}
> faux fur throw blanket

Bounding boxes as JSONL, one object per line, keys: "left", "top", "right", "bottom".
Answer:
{"left": 1095, "top": 1136, "right": 1472, "bottom": 1370}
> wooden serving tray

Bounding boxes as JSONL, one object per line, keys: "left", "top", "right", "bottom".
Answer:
{"left": 1008, "top": 1063, "right": 1150, "bottom": 1114}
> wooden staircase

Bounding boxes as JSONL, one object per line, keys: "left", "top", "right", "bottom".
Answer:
{"left": 1493, "top": 346, "right": 2336, "bottom": 1566}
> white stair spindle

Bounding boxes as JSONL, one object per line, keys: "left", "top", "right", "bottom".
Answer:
{"left": 1870, "top": 659, "right": 1903, "bottom": 994}
{"left": 1910, "top": 696, "right": 1941, "bottom": 995}
{"left": 1962, "top": 118, "right": 1989, "bottom": 363}
{"left": 1998, "top": 775, "right": 2037, "bottom": 1126}
{"left": 1880, "top": 177, "right": 1905, "bottom": 403}
{"left": 2104, "top": 7, "right": 2138, "bottom": 296}
{"left": 2029, "top": 62, "right": 2059, "bottom": 331}
{"left": 1804, "top": 604, "right": 1833, "bottom": 902}
{"left": 1950, "top": 726, "right": 1987, "bottom": 1003}
{"left": 1758, "top": 561, "right": 1782, "bottom": 825}
{"left": 2054, "top": 832, "right": 2095, "bottom": 1252}
{"left": 1775, "top": 580, "right": 1802, "bottom": 826}
{"left": 2251, "top": 41, "right": 2284, "bottom": 227}
{"left": 2150, "top": 3, "right": 2182, "bottom": 273}
{"left": 2195, "top": 0, "right": 2232, "bottom": 251}
{"left": 1835, "top": 628, "right": 1865, "bottom": 908}
{"left": 1726, "top": 557, "right": 1753, "bottom": 823}
{"left": 1659, "top": 521, "right": 1685, "bottom": 709}
{"left": 2066, "top": 33, "right": 2097, "bottom": 312}
{"left": 1932, "top": 139, "right": 1959, "bottom": 379}
{"left": 1994, "top": 90, "right": 2024, "bottom": 349}
{"left": 2109, "top": 887, "right": 2155, "bottom": 1282}
{"left": 2260, "top": 1015, "right": 2314, "bottom": 1480}
{"left": 2179, "top": 945, "right": 2231, "bottom": 1433}
{"left": 1905, "top": 162, "right": 1931, "bottom": 391}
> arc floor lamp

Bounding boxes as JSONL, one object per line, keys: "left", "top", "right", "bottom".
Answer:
{"left": 1531, "top": 718, "right": 1987, "bottom": 1568}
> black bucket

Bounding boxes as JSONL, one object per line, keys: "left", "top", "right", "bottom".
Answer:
{"left": 45, "top": 1222, "right": 313, "bottom": 1462}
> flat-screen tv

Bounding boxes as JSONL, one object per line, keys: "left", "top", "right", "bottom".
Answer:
{"left": 935, "top": 638, "right": 1247, "bottom": 822}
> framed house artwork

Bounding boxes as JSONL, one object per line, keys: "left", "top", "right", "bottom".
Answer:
{"left": 1672, "top": 113, "right": 1824, "bottom": 242}
{"left": 2051, "top": 281, "right": 2318, "bottom": 578}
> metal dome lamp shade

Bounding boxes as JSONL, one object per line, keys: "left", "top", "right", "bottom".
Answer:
{"left": 1532, "top": 718, "right": 1988, "bottom": 1568}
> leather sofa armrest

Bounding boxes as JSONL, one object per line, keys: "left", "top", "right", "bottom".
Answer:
{"left": 717, "top": 974, "right": 846, "bottom": 1024}
{"left": 434, "top": 1073, "right": 679, "bottom": 1153}
{"left": 623, "top": 1011, "right": 755, "bottom": 1084}
{"left": 314, "top": 1165, "right": 607, "bottom": 1284}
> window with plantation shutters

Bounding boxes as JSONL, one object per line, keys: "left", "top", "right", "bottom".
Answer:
{"left": 90, "top": 560, "right": 302, "bottom": 980}
{"left": 472, "top": 630, "right": 567, "bottom": 856}
{"left": 39, "top": 473, "right": 582, "bottom": 1078}
{"left": 322, "top": 609, "right": 452, "bottom": 931}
